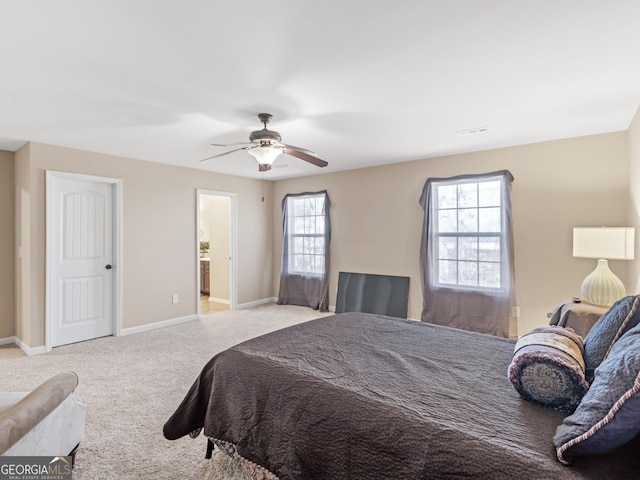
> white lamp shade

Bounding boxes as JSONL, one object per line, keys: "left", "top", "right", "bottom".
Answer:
{"left": 573, "top": 227, "right": 635, "bottom": 260}
{"left": 248, "top": 145, "right": 282, "bottom": 166}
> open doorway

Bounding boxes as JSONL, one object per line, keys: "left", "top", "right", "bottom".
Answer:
{"left": 197, "top": 190, "right": 237, "bottom": 315}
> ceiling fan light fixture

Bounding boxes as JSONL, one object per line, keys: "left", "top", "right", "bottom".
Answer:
{"left": 248, "top": 144, "right": 283, "bottom": 166}
{"left": 200, "top": 113, "right": 328, "bottom": 171}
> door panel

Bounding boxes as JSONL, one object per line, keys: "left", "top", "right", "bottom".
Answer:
{"left": 61, "top": 276, "right": 104, "bottom": 324}
{"left": 50, "top": 177, "right": 113, "bottom": 347}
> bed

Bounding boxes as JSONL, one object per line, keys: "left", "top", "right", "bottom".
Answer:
{"left": 163, "top": 311, "right": 640, "bottom": 479}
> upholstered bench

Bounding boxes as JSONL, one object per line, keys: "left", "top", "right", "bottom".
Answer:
{"left": 0, "top": 372, "right": 86, "bottom": 464}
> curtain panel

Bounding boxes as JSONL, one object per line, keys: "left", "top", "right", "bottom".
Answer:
{"left": 277, "top": 190, "right": 331, "bottom": 311}
{"left": 419, "top": 170, "right": 516, "bottom": 338}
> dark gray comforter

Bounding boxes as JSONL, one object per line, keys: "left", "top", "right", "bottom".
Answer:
{"left": 163, "top": 312, "right": 640, "bottom": 479}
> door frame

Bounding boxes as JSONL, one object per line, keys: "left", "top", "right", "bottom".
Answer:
{"left": 45, "top": 170, "right": 123, "bottom": 352}
{"left": 196, "top": 189, "right": 238, "bottom": 313}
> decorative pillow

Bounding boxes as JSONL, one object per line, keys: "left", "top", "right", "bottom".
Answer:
{"left": 554, "top": 321, "right": 640, "bottom": 464}
{"left": 583, "top": 295, "right": 640, "bottom": 382}
{"left": 508, "top": 326, "right": 588, "bottom": 412}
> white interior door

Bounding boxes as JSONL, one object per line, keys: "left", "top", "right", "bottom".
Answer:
{"left": 49, "top": 174, "right": 114, "bottom": 347}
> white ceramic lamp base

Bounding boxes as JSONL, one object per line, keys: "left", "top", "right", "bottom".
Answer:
{"left": 581, "top": 259, "right": 626, "bottom": 307}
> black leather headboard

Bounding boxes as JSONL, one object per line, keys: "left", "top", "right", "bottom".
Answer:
{"left": 335, "top": 272, "right": 410, "bottom": 319}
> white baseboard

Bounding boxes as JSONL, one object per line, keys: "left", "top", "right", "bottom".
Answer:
{"left": 120, "top": 314, "right": 198, "bottom": 336}
{"left": 0, "top": 336, "right": 16, "bottom": 346}
{"left": 235, "top": 298, "right": 337, "bottom": 311}
{"left": 7, "top": 315, "right": 200, "bottom": 352}
{"left": 208, "top": 297, "right": 230, "bottom": 304}
{"left": 15, "top": 337, "right": 47, "bottom": 356}
{"left": 236, "top": 297, "right": 277, "bottom": 310}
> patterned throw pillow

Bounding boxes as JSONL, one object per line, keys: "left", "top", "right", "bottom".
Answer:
{"left": 508, "top": 326, "right": 588, "bottom": 412}
{"left": 554, "top": 321, "right": 640, "bottom": 464}
{"left": 583, "top": 295, "right": 640, "bottom": 382}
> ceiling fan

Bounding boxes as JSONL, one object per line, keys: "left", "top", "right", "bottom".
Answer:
{"left": 200, "top": 113, "right": 329, "bottom": 172}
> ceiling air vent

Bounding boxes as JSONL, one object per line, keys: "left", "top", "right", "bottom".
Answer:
{"left": 456, "top": 126, "right": 489, "bottom": 136}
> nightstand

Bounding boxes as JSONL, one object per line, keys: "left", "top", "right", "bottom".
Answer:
{"left": 548, "top": 300, "right": 609, "bottom": 338}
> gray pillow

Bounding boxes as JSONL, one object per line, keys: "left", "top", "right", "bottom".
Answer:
{"left": 508, "top": 326, "right": 588, "bottom": 412}
{"left": 583, "top": 295, "right": 640, "bottom": 382}
{"left": 554, "top": 321, "right": 640, "bottom": 464}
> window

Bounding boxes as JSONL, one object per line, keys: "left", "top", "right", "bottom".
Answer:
{"left": 284, "top": 192, "right": 328, "bottom": 276}
{"left": 432, "top": 177, "right": 506, "bottom": 290}
{"left": 419, "top": 171, "right": 515, "bottom": 337}
{"left": 277, "top": 190, "right": 331, "bottom": 311}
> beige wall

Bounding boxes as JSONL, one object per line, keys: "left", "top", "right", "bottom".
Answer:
{"left": 0, "top": 151, "right": 15, "bottom": 338}
{"left": 273, "top": 132, "right": 631, "bottom": 334}
{"left": 7, "top": 120, "right": 638, "bottom": 348}
{"left": 14, "top": 142, "right": 272, "bottom": 348}
{"left": 628, "top": 105, "right": 640, "bottom": 293}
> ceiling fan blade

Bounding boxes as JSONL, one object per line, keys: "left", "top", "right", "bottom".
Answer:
{"left": 199, "top": 146, "right": 251, "bottom": 163}
{"left": 282, "top": 145, "right": 328, "bottom": 167}
{"left": 211, "top": 142, "right": 253, "bottom": 147}
{"left": 280, "top": 143, "right": 316, "bottom": 156}
{"left": 258, "top": 163, "right": 272, "bottom": 172}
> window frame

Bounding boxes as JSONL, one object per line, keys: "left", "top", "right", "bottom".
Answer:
{"left": 284, "top": 192, "right": 328, "bottom": 277}
{"left": 430, "top": 175, "right": 509, "bottom": 293}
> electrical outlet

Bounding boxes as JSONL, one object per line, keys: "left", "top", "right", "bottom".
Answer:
{"left": 511, "top": 306, "right": 520, "bottom": 318}
{"left": 172, "top": 294, "right": 179, "bottom": 304}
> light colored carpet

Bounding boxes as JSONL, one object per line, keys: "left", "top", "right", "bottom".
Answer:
{"left": 3, "top": 304, "right": 332, "bottom": 479}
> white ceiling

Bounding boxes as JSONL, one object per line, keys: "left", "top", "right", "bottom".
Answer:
{"left": 1, "top": 1, "right": 640, "bottom": 180}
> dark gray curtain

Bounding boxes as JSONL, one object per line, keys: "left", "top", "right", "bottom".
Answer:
{"left": 419, "top": 170, "right": 516, "bottom": 338}
{"left": 277, "top": 190, "right": 330, "bottom": 311}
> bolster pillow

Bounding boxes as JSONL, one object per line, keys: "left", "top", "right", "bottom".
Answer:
{"left": 508, "top": 326, "right": 588, "bottom": 412}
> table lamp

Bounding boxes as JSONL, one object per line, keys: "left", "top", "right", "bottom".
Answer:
{"left": 573, "top": 227, "right": 635, "bottom": 306}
